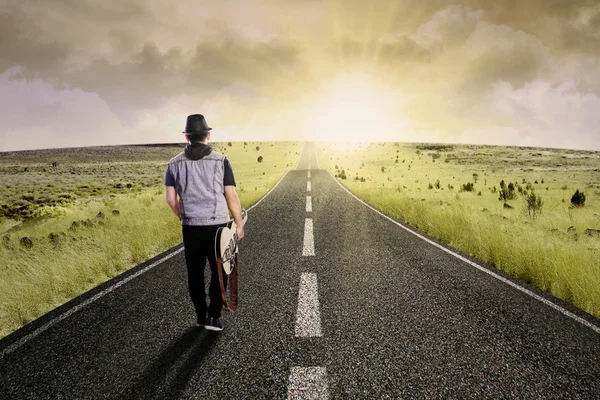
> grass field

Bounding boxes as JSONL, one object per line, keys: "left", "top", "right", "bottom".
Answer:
{"left": 0, "top": 141, "right": 302, "bottom": 339}
{"left": 317, "top": 141, "right": 600, "bottom": 320}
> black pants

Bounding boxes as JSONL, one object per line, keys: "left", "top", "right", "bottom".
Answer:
{"left": 182, "top": 223, "right": 228, "bottom": 319}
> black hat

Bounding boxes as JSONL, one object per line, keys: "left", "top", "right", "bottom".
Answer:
{"left": 182, "top": 114, "right": 212, "bottom": 135}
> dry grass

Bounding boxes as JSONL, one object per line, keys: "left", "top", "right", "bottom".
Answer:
{"left": 318, "top": 141, "right": 600, "bottom": 319}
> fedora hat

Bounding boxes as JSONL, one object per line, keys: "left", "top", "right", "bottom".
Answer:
{"left": 182, "top": 114, "right": 212, "bottom": 135}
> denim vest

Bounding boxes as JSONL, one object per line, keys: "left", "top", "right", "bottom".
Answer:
{"left": 168, "top": 150, "right": 230, "bottom": 226}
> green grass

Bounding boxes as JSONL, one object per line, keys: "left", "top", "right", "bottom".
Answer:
{"left": 318, "top": 141, "right": 600, "bottom": 319}
{"left": 0, "top": 141, "right": 302, "bottom": 339}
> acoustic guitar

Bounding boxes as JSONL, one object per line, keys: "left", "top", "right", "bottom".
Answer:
{"left": 215, "top": 209, "right": 247, "bottom": 312}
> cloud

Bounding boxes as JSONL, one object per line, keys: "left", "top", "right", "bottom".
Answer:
{"left": 0, "top": 9, "right": 69, "bottom": 76}
{"left": 0, "top": 67, "right": 133, "bottom": 151}
{"left": 464, "top": 79, "right": 600, "bottom": 150}
{"left": 457, "top": 21, "right": 550, "bottom": 90}
{"left": 411, "top": 4, "right": 484, "bottom": 48}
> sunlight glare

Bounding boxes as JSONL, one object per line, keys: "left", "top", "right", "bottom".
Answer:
{"left": 300, "top": 73, "right": 408, "bottom": 145}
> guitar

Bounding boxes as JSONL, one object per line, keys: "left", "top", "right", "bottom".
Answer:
{"left": 215, "top": 209, "right": 247, "bottom": 312}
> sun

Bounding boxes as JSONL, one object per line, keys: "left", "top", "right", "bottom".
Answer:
{"left": 299, "top": 72, "right": 409, "bottom": 147}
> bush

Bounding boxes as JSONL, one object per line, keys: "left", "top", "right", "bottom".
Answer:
{"left": 257, "top": 156, "right": 263, "bottom": 163}
{"left": 435, "top": 180, "right": 441, "bottom": 189}
{"left": 571, "top": 190, "right": 586, "bottom": 207}
{"left": 499, "top": 180, "right": 517, "bottom": 201}
{"left": 256, "top": 146, "right": 260, "bottom": 151}
{"left": 461, "top": 182, "right": 475, "bottom": 192}
{"left": 21, "top": 193, "right": 35, "bottom": 202}
{"left": 525, "top": 191, "right": 543, "bottom": 219}
{"left": 228, "top": 142, "right": 232, "bottom": 147}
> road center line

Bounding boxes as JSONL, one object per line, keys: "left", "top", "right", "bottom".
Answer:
{"left": 306, "top": 196, "right": 312, "bottom": 212}
{"left": 307, "top": 181, "right": 311, "bottom": 192}
{"left": 295, "top": 273, "right": 322, "bottom": 337}
{"left": 288, "top": 366, "right": 329, "bottom": 399}
{"left": 303, "top": 218, "right": 315, "bottom": 256}
{"left": 307, "top": 170, "right": 311, "bottom": 179}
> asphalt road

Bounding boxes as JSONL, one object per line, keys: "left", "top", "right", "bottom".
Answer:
{"left": 1, "top": 142, "right": 600, "bottom": 399}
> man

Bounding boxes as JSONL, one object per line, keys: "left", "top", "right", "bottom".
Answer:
{"left": 164, "top": 114, "right": 244, "bottom": 332}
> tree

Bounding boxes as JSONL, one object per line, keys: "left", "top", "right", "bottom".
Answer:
{"left": 257, "top": 156, "right": 263, "bottom": 163}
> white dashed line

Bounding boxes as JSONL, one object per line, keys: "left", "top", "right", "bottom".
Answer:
{"left": 306, "top": 196, "right": 312, "bottom": 212}
{"left": 303, "top": 218, "right": 315, "bottom": 256}
{"left": 308, "top": 170, "right": 311, "bottom": 179}
{"left": 295, "top": 273, "right": 322, "bottom": 337}
{"left": 288, "top": 367, "right": 329, "bottom": 399}
{"left": 307, "top": 181, "right": 311, "bottom": 192}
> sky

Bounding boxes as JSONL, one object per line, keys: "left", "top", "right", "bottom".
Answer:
{"left": 1, "top": 0, "right": 600, "bottom": 151}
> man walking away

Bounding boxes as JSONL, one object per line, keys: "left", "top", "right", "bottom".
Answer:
{"left": 164, "top": 114, "right": 244, "bottom": 332}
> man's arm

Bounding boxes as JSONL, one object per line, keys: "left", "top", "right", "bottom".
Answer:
{"left": 165, "top": 186, "right": 181, "bottom": 219}
{"left": 224, "top": 185, "right": 244, "bottom": 239}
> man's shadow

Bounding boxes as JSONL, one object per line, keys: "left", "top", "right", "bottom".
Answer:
{"left": 119, "top": 327, "right": 220, "bottom": 400}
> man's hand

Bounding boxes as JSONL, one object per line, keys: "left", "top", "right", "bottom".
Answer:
{"left": 236, "top": 223, "right": 245, "bottom": 241}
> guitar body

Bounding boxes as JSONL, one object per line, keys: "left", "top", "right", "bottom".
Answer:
{"left": 215, "top": 209, "right": 247, "bottom": 275}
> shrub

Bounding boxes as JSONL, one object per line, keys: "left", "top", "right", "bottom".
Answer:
{"left": 428, "top": 183, "right": 433, "bottom": 190}
{"left": 21, "top": 193, "right": 35, "bottom": 201}
{"left": 525, "top": 191, "right": 543, "bottom": 219}
{"left": 472, "top": 173, "right": 479, "bottom": 182}
{"left": 257, "top": 156, "right": 263, "bottom": 163}
{"left": 256, "top": 146, "right": 260, "bottom": 151}
{"left": 381, "top": 166, "right": 385, "bottom": 173}
{"left": 499, "top": 180, "right": 517, "bottom": 201}
{"left": 461, "top": 182, "right": 475, "bottom": 192}
{"left": 571, "top": 190, "right": 586, "bottom": 207}
{"left": 20, "top": 237, "right": 33, "bottom": 249}
{"left": 228, "top": 142, "right": 232, "bottom": 147}
{"left": 435, "top": 180, "right": 441, "bottom": 189}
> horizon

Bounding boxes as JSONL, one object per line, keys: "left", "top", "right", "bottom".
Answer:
{"left": 1, "top": 139, "right": 600, "bottom": 155}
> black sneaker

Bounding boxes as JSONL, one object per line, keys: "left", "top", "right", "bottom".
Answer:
{"left": 204, "top": 317, "right": 223, "bottom": 331}
{"left": 196, "top": 314, "right": 207, "bottom": 328}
